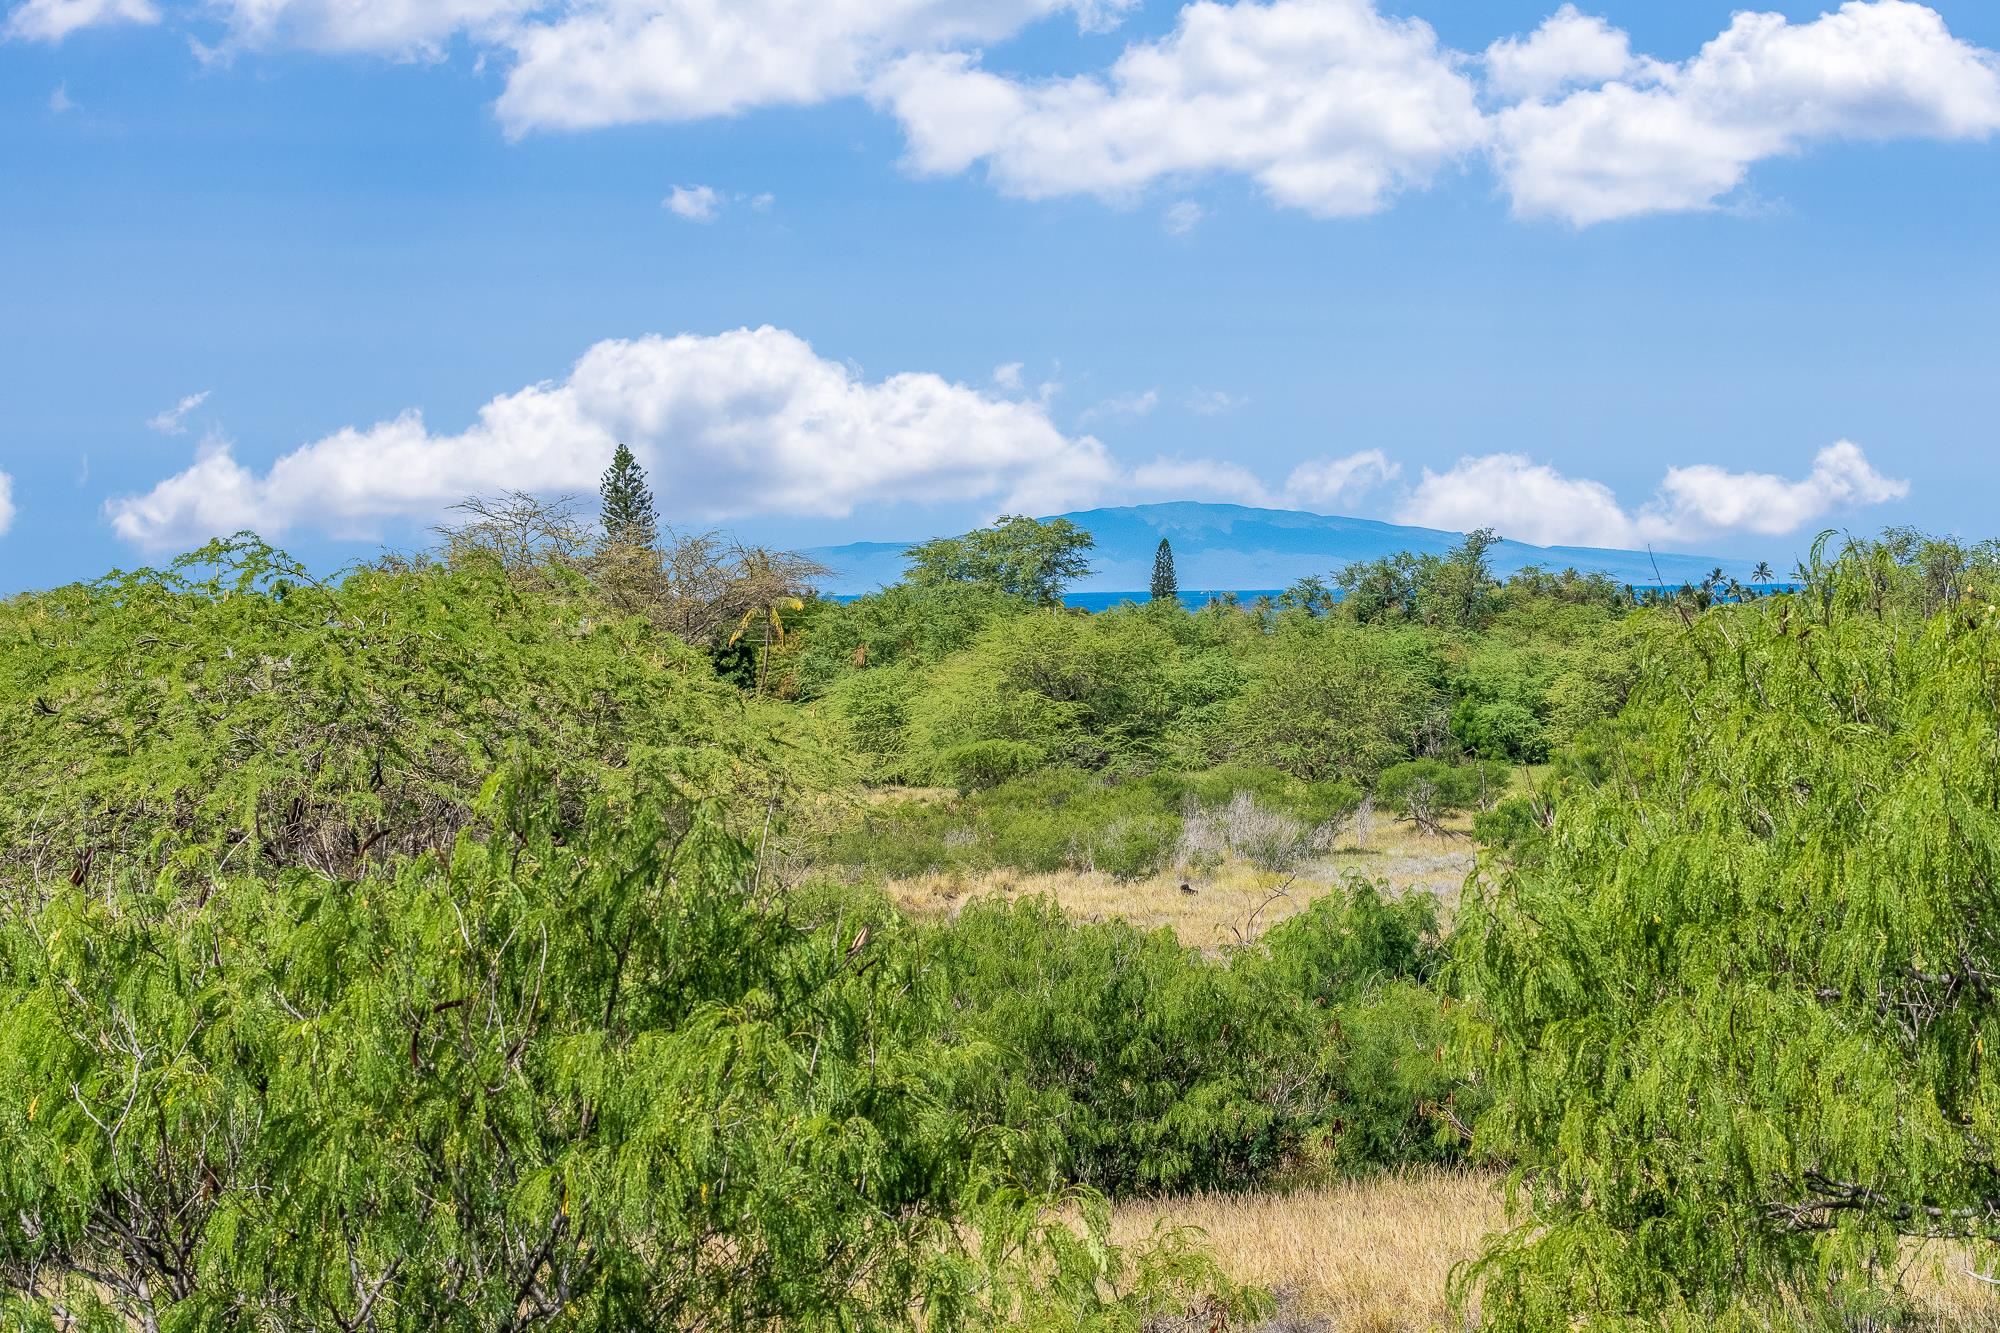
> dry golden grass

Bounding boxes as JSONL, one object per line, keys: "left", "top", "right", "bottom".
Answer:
{"left": 1109, "top": 1171, "right": 2000, "bottom": 1332}
{"left": 1895, "top": 1241, "right": 2000, "bottom": 1330}
{"left": 880, "top": 815, "right": 1480, "bottom": 950}
{"left": 1113, "top": 1169, "right": 1501, "bottom": 1332}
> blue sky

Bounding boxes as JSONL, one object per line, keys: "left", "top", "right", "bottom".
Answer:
{"left": 3, "top": 0, "right": 1998, "bottom": 593}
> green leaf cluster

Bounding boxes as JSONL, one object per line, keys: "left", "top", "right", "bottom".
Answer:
{"left": 1458, "top": 537, "right": 2000, "bottom": 1328}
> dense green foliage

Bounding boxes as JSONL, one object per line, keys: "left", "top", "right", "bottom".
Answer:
{"left": 0, "top": 536, "right": 1272, "bottom": 1331}
{"left": 37, "top": 503, "right": 1922, "bottom": 1327}
{"left": 796, "top": 524, "right": 1639, "bottom": 801}
{"left": 1459, "top": 535, "right": 2000, "bottom": 1329}
{"left": 903, "top": 515, "right": 1096, "bottom": 608}
{"left": 0, "top": 538, "right": 789, "bottom": 893}
{"left": 934, "top": 881, "right": 1470, "bottom": 1196}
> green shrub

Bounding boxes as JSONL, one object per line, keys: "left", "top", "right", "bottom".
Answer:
{"left": 1470, "top": 794, "right": 1545, "bottom": 852}
{"left": 939, "top": 738, "right": 1049, "bottom": 792}
{"left": 936, "top": 897, "right": 1324, "bottom": 1195}
{"left": 1089, "top": 815, "right": 1178, "bottom": 880}
{"left": 1451, "top": 698, "right": 1548, "bottom": 763}
{"left": 1458, "top": 537, "right": 2000, "bottom": 1329}
{"left": 1223, "top": 620, "right": 1437, "bottom": 782}
{"left": 0, "top": 538, "right": 797, "bottom": 894}
{"left": 0, "top": 771, "right": 1260, "bottom": 1330}
{"left": 1375, "top": 759, "right": 1511, "bottom": 834}
{"left": 935, "top": 881, "right": 1462, "bottom": 1197}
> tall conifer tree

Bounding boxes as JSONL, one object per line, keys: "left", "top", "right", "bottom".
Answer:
{"left": 599, "top": 443, "right": 658, "bottom": 548}
{"left": 1150, "top": 538, "right": 1179, "bottom": 602}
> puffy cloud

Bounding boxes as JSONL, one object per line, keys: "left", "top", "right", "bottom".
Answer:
{"left": 1397, "top": 443, "right": 1908, "bottom": 548}
{"left": 1283, "top": 449, "right": 1399, "bottom": 510}
{"left": 147, "top": 389, "right": 211, "bottom": 435}
{"left": 5, "top": 0, "right": 157, "bottom": 41}
{"left": 107, "top": 326, "right": 1120, "bottom": 551}
{"left": 1399, "top": 453, "right": 1634, "bottom": 546}
{"left": 663, "top": 184, "right": 722, "bottom": 221}
{"left": 873, "top": 0, "right": 1487, "bottom": 216}
{"left": 1652, "top": 440, "right": 1909, "bottom": 538}
{"left": 492, "top": 0, "right": 1137, "bottom": 134}
{"left": 1493, "top": 1, "right": 2000, "bottom": 224}
{"left": 1163, "top": 200, "right": 1204, "bottom": 235}
{"left": 46, "top": 0, "right": 1996, "bottom": 230}
{"left": 1482, "top": 4, "right": 1649, "bottom": 101}
{"left": 0, "top": 471, "right": 13, "bottom": 536}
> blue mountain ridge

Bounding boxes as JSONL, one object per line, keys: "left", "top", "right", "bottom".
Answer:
{"left": 803, "top": 501, "right": 1758, "bottom": 597}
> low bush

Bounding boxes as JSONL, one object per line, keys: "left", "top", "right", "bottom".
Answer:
{"left": 1375, "top": 759, "right": 1511, "bottom": 835}
{"left": 932, "top": 880, "right": 1464, "bottom": 1197}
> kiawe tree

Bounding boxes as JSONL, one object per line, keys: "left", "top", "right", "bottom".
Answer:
{"left": 1150, "top": 539, "right": 1178, "bottom": 603}
{"left": 905, "top": 515, "right": 1095, "bottom": 608}
{"left": 599, "top": 442, "right": 658, "bottom": 548}
{"left": 1458, "top": 535, "right": 2000, "bottom": 1329}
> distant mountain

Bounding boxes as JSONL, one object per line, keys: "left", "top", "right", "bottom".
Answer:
{"left": 804, "top": 501, "right": 1751, "bottom": 596}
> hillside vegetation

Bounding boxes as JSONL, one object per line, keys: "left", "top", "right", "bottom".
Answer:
{"left": 5, "top": 469, "right": 2000, "bottom": 1330}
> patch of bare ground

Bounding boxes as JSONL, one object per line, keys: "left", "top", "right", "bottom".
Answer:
{"left": 880, "top": 815, "right": 1479, "bottom": 950}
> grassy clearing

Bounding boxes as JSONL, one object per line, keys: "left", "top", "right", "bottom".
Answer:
{"left": 1113, "top": 1171, "right": 2000, "bottom": 1333}
{"left": 878, "top": 812, "right": 1478, "bottom": 950}
{"left": 1111, "top": 1170, "right": 1499, "bottom": 1332}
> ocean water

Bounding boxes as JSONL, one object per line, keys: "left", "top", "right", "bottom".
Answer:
{"left": 1062, "top": 590, "right": 1287, "bottom": 611}
{"left": 826, "top": 584, "right": 1801, "bottom": 611}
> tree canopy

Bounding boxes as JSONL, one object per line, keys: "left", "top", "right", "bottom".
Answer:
{"left": 1458, "top": 535, "right": 2000, "bottom": 1329}
{"left": 904, "top": 516, "right": 1095, "bottom": 608}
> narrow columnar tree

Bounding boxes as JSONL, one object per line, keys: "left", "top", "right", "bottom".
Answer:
{"left": 599, "top": 443, "right": 658, "bottom": 548}
{"left": 1150, "top": 539, "right": 1178, "bottom": 603}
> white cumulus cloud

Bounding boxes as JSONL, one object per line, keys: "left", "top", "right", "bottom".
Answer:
{"left": 873, "top": 0, "right": 1486, "bottom": 217}
{"left": 0, "top": 471, "right": 14, "bottom": 536}
{"left": 663, "top": 184, "right": 722, "bottom": 221}
{"left": 1493, "top": 1, "right": 2000, "bottom": 224}
{"left": 1396, "top": 443, "right": 1908, "bottom": 548}
{"left": 5, "top": 0, "right": 156, "bottom": 40}
{"left": 1651, "top": 440, "right": 1909, "bottom": 539}
{"left": 147, "top": 389, "right": 211, "bottom": 435}
{"left": 34, "top": 0, "right": 1997, "bottom": 231}
{"left": 1482, "top": 4, "right": 1650, "bottom": 102}
{"left": 1399, "top": 453, "right": 1635, "bottom": 546}
{"left": 1283, "top": 449, "right": 1400, "bottom": 510}
{"left": 492, "top": 0, "right": 1137, "bottom": 134}
{"left": 107, "top": 327, "right": 1122, "bottom": 551}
